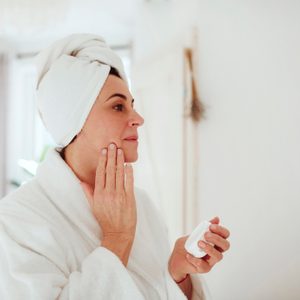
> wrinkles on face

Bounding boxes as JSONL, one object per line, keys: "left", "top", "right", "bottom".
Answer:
{"left": 72, "top": 75, "right": 144, "bottom": 166}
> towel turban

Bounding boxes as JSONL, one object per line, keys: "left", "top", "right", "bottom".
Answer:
{"left": 35, "top": 33, "right": 128, "bottom": 147}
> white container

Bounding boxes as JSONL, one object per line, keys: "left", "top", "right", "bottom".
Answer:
{"left": 184, "top": 220, "right": 213, "bottom": 258}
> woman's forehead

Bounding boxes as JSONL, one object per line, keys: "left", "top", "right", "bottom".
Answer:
{"left": 98, "top": 75, "right": 132, "bottom": 103}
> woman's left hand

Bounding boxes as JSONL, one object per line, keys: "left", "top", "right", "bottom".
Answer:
{"left": 168, "top": 216, "right": 231, "bottom": 282}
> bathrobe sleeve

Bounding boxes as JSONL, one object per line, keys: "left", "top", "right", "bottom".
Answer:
{"left": 139, "top": 190, "right": 208, "bottom": 300}
{"left": 0, "top": 220, "right": 144, "bottom": 300}
{"left": 164, "top": 230, "right": 208, "bottom": 300}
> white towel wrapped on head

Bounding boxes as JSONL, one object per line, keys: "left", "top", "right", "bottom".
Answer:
{"left": 35, "top": 33, "right": 128, "bottom": 147}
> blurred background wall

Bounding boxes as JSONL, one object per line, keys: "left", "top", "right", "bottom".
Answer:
{"left": 0, "top": 0, "right": 299, "bottom": 299}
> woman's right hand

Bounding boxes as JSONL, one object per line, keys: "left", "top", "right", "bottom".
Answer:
{"left": 80, "top": 142, "right": 137, "bottom": 243}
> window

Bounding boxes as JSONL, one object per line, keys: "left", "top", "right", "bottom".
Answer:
{"left": 6, "top": 46, "right": 132, "bottom": 193}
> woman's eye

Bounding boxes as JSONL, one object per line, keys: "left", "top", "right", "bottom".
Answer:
{"left": 113, "top": 104, "right": 124, "bottom": 111}
{"left": 113, "top": 104, "right": 134, "bottom": 112}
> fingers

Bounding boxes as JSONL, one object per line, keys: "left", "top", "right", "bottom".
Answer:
{"left": 116, "top": 148, "right": 125, "bottom": 192}
{"left": 186, "top": 253, "right": 211, "bottom": 273}
{"left": 204, "top": 231, "right": 230, "bottom": 252}
{"left": 209, "top": 223, "right": 230, "bottom": 239}
{"left": 209, "top": 216, "right": 220, "bottom": 224}
{"left": 198, "top": 240, "right": 223, "bottom": 267}
{"left": 185, "top": 219, "right": 231, "bottom": 275}
{"left": 94, "top": 148, "right": 108, "bottom": 193}
{"left": 125, "top": 164, "right": 134, "bottom": 197}
{"left": 106, "top": 143, "right": 117, "bottom": 191}
{"left": 95, "top": 143, "right": 128, "bottom": 195}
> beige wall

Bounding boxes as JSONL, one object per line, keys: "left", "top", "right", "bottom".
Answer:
{"left": 133, "top": 1, "right": 300, "bottom": 299}
{"left": 1, "top": 0, "right": 299, "bottom": 298}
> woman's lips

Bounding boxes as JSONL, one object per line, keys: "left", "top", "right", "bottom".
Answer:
{"left": 124, "top": 139, "right": 138, "bottom": 143}
{"left": 124, "top": 135, "right": 138, "bottom": 140}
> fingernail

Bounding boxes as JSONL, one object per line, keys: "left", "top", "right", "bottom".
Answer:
{"left": 118, "top": 148, "right": 122, "bottom": 155}
{"left": 101, "top": 148, "right": 107, "bottom": 155}
{"left": 210, "top": 224, "right": 217, "bottom": 230}
{"left": 109, "top": 143, "right": 115, "bottom": 150}
{"left": 199, "top": 241, "right": 206, "bottom": 248}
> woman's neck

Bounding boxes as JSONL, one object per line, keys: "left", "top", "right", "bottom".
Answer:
{"left": 63, "top": 142, "right": 97, "bottom": 189}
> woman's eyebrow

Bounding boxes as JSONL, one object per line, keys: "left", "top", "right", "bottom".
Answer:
{"left": 105, "top": 93, "right": 134, "bottom": 104}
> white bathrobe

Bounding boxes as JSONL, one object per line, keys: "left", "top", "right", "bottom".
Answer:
{"left": 0, "top": 148, "right": 207, "bottom": 299}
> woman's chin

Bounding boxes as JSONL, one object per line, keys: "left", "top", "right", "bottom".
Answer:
{"left": 124, "top": 152, "right": 138, "bottom": 163}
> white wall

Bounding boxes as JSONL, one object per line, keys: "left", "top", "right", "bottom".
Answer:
{"left": 133, "top": 1, "right": 300, "bottom": 299}
{"left": 0, "top": 0, "right": 136, "bottom": 53}
{"left": 1, "top": 0, "right": 299, "bottom": 298}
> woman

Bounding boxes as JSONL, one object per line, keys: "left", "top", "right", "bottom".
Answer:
{"left": 0, "top": 34, "right": 230, "bottom": 299}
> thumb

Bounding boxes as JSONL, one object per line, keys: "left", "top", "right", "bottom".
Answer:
{"left": 209, "top": 216, "right": 220, "bottom": 224}
{"left": 80, "top": 181, "right": 94, "bottom": 207}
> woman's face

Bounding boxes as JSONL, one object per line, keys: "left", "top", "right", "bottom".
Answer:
{"left": 76, "top": 74, "right": 144, "bottom": 163}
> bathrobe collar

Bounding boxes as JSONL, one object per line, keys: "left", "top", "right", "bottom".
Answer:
{"left": 35, "top": 147, "right": 167, "bottom": 295}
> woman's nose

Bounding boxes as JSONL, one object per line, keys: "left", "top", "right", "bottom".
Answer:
{"left": 129, "top": 110, "right": 144, "bottom": 127}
